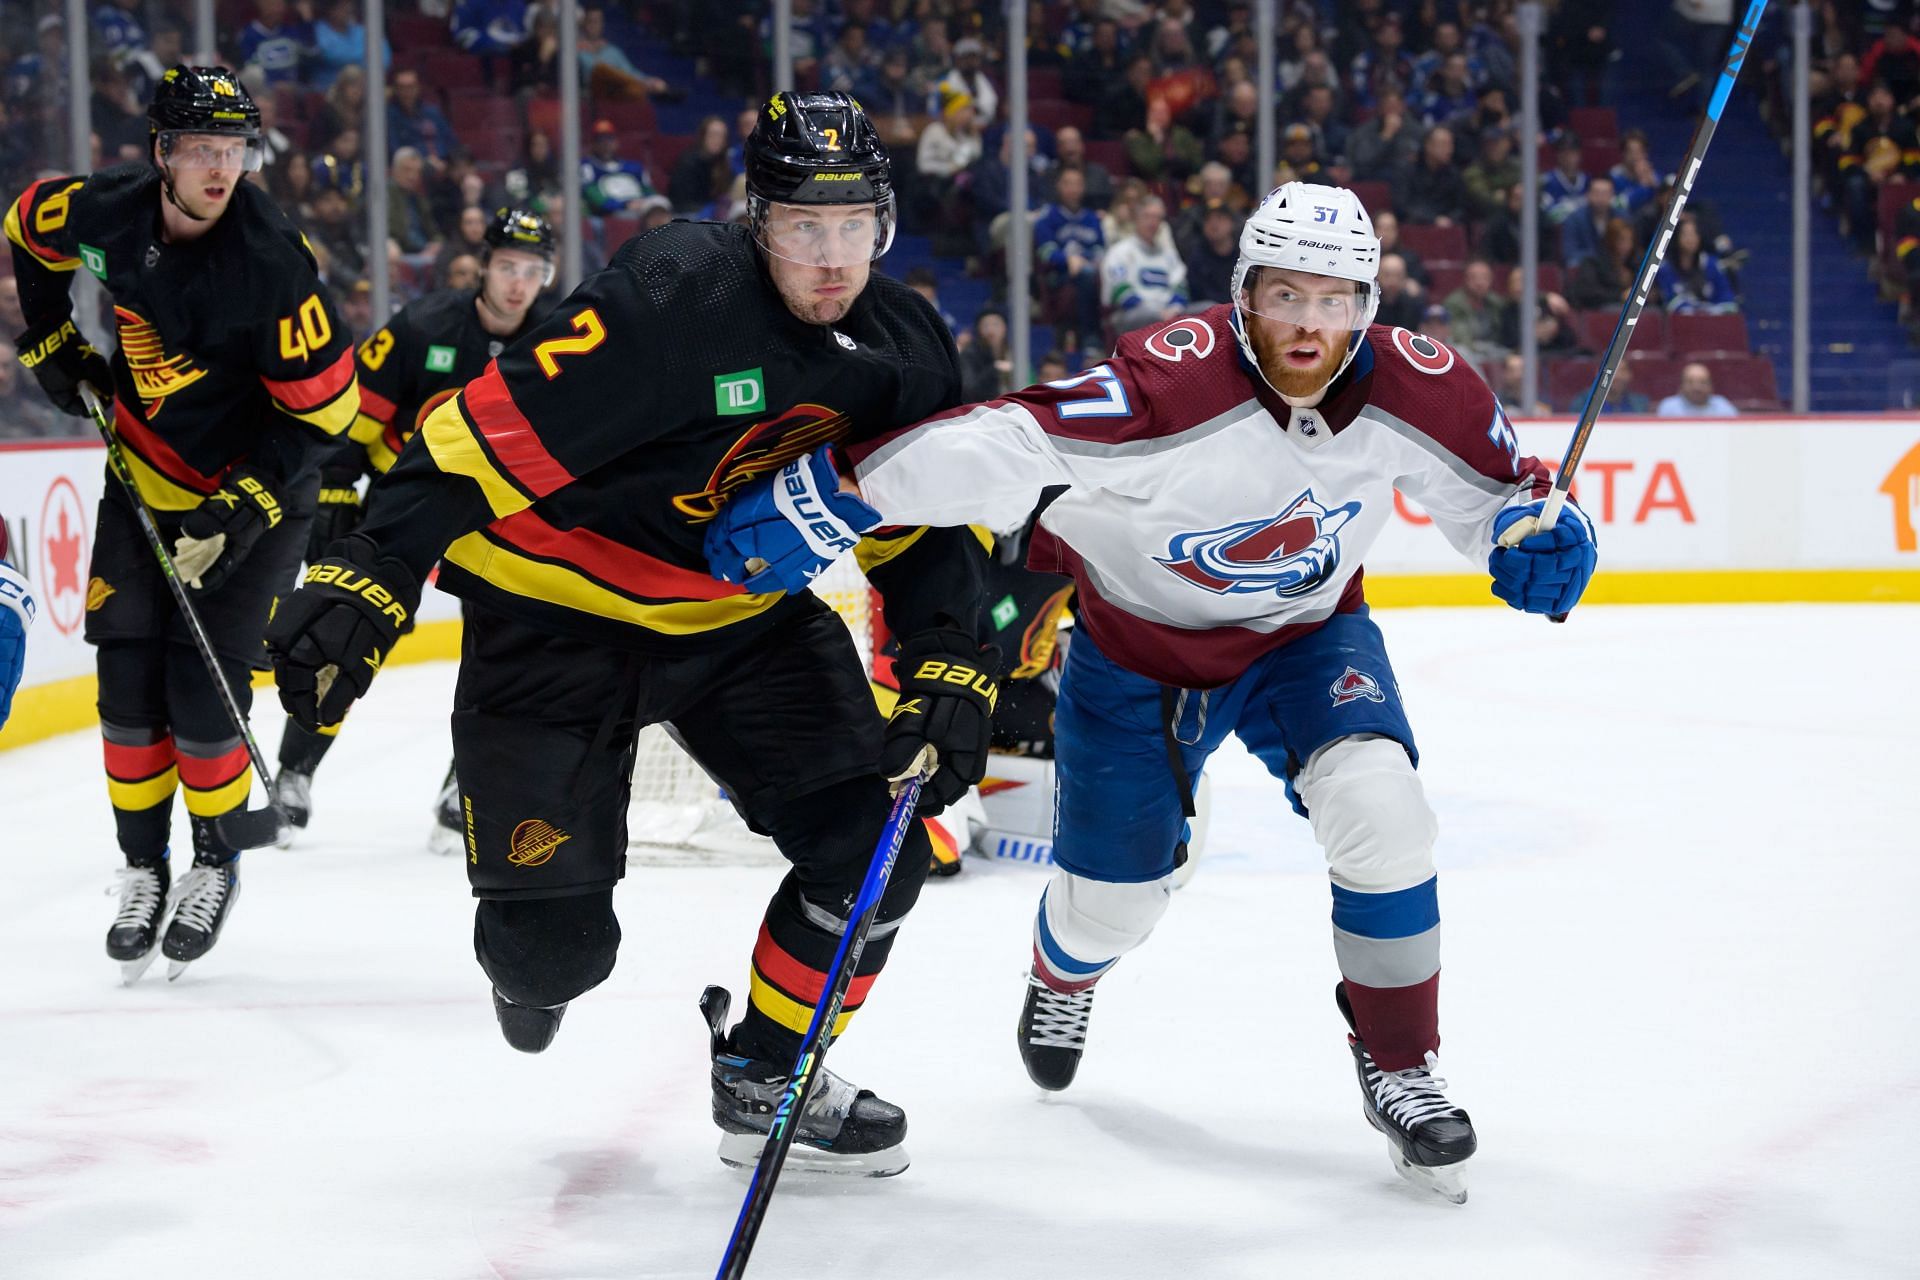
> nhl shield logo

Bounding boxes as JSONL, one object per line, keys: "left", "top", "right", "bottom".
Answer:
{"left": 1329, "top": 666, "right": 1386, "bottom": 707}
{"left": 1157, "top": 489, "right": 1360, "bottom": 597}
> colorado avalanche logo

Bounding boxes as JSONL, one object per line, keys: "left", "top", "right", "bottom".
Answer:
{"left": 1157, "top": 489, "right": 1360, "bottom": 597}
{"left": 1329, "top": 666, "right": 1385, "bottom": 707}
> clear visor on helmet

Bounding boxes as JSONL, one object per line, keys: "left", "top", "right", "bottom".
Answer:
{"left": 1238, "top": 265, "right": 1373, "bottom": 331}
{"left": 752, "top": 195, "right": 896, "bottom": 270}
{"left": 156, "top": 131, "right": 265, "bottom": 173}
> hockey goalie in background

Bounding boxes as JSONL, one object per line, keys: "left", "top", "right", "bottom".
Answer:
{"left": 707, "top": 181, "right": 1599, "bottom": 1202}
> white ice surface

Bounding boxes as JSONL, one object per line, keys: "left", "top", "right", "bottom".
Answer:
{"left": 1, "top": 605, "right": 1917, "bottom": 1280}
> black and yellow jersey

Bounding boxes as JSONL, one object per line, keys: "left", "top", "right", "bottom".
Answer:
{"left": 5, "top": 164, "right": 359, "bottom": 510}
{"left": 349, "top": 286, "right": 550, "bottom": 473}
{"left": 353, "top": 220, "right": 984, "bottom": 653}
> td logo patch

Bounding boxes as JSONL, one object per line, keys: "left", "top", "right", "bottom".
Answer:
{"left": 424, "top": 345, "right": 457, "bottom": 374}
{"left": 714, "top": 367, "right": 766, "bottom": 416}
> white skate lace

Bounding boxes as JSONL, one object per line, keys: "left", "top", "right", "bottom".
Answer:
{"left": 110, "top": 865, "right": 166, "bottom": 928}
{"left": 169, "top": 864, "right": 232, "bottom": 935}
{"left": 1027, "top": 980, "right": 1094, "bottom": 1050}
{"left": 1367, "top": 1051, "right": 1462, "bottom": 1129}
{"left": 804, "top": 1068, "right": 859, "bottom": 1122}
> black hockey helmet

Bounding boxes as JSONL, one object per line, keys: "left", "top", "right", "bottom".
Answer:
{"left": 149, "top": 65, "right": 261, "bottom": 150}
{"left": 484, "top": 207, "right": 556, "bottom": 260}
{"left": 745, "top": 92, "right": 895, "bottom": 267}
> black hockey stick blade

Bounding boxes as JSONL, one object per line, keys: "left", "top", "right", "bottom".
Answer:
{"left": 214, "top": 801, "right": 290, "bottom": 851}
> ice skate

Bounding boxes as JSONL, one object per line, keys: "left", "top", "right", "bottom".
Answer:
{"left": 426, "top": 763, "right": 463, "bottom": 856}
{"left": 492, "top": 988, "right": 567, "bottom": 1053}
{"left": 271, "top": 768, "right": 312, "bottom": 848}
{"left": 106, "top": 858, "right": 170, "bottom": 985}
{"left": 1016, "top": 968, "right": 1095, "bottom": 1091}
{"left": 1337, "top": 983, "right": 1475, "bottom": 1203}
{"left": 161, "top": 857, "right": 240, "bottom": 980}
{"left": 700, "top": 985, "right": 908, "bottom": 1176}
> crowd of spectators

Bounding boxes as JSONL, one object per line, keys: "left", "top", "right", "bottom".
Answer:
{"left": 0, "top": 0, "right": 1783, "bottom": 437}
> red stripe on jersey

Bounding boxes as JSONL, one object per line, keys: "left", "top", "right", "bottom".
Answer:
{"left": 13, "top": 179, "right": 78, "bottom": 264}
{"left": 263, "top": 347, "right": 355, "bottom": 411}
{"left": 114, "top": 399, "right": 224, "bottom": 494}
{"left": 176, "top": 742, "right": 250, "bottom": 788}
{"left": 752, "top": 924, "right": 878, "bottom": 1007}
{"left": 357, "top": 383, "right": 398, "bottom": 425}
{"left": 464, "top": 365, "right": 576, "bottom": 498}
{"left": 1030, "top": 528, "right": 1365, "bottom": 689}
{"left": 490, "top": 508, "right": 744, "bottom": 602}
{"left": 102, "top": 735, "right": 177, "bottom": 781}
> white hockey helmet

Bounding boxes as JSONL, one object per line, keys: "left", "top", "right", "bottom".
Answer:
{"left": 1231, "top": 182, "right": 1382, "bottom": 395}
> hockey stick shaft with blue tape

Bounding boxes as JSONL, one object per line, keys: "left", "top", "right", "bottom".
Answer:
{"left": 713, "top": 765, "right": 928, "bottom": 1280}
{"left": 1505, "top": 0, "right": 1770, "bottom": 569}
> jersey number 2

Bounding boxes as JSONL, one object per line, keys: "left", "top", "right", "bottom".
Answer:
{"left": 533, "top": 308, "right": 607, "bottom": 380}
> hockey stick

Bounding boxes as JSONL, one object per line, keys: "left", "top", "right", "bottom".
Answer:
{"left": 81, "top": 386, "right": 289, "bottom": 851}
{"left": 713, "top": 763, "right": 930, "bottom": 1280}
{"left": 1498, "top": 0, "right": 1770, "bottom": 620}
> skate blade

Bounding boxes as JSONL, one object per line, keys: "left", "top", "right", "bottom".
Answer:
{"left": 715, "top": 1131, "right": 909, "bottom": 1178}
{"left": 1388, "top": 1146, "right": 1468, "bottom": 1204}
{"left": 425, "top": 822, "right": 464, "bottom": 857}
{"left": 117, "top": 948, "right": 161, "bottom": 986}
{"left": 165, "top": 959, "right": 195, "bottom": 982}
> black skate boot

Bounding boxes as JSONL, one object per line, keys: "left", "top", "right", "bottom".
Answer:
{"left": 1017, "top": 968, "right": 1095, "bottom": 1091}
{"left": 426, "top": 762, "right": 463, "bottom": 857}
{"left": 162, "top": 822, "right": 242, "bottom": 980}
{"left": 492, "top": 988, "right": 568, "bottom": 1053}
{"left": 1336, "top": 982, "right": 1475, "bottom": 1203}
{"left": 107, "top": 855, "right": 171, "bottom": 984}
{"left": 700, "top": 985, "right": 908, "bottom": 1176}
{"left": 271, "top": 768, "right": 312, "bottom": 847}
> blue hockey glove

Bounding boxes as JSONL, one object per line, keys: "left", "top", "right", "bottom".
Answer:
{"left": 1489, "top": 500, "right": 1597, "bottom": 617}
{"left": 0, "top": 555, "right": 36, "bottom": 729}
{"left": 704, "top": 445, "right": 882, "bottom": 595}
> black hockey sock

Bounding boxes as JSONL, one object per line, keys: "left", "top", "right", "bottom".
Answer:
{"left": 278, "top": 718, "right": 338, "bottom": 774}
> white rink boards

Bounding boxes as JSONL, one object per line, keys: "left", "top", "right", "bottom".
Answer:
{"left": 0, "top": 605, "right": 1915, "bottom": 1279}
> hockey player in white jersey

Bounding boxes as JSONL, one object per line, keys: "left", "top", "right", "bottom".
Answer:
{"left": 704, "top": 182, "right": 1597, "bottom": 1201}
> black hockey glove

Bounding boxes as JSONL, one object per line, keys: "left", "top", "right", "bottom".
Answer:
{"left": 172, "top": 465, "right": 284, "bottom": 593}
{"left": 305, "top": 466, "right": 365, "bottom": 564}
{"left": 266, "top": 546, "right": 420, "bottom": 730}
{"left": 880, "top": 629, "right": 999, "bottom": 816}
{"left": 16, "top": 316, "right": 112, "bottom": 417}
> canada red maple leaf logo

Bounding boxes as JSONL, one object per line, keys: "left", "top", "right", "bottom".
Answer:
{"left": 45, "top": 507, "right": 82, "bottom": 598}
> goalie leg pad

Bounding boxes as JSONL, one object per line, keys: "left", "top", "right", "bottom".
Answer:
{"left": 1032, "top": 870, "right": 1174, "bottom": 992}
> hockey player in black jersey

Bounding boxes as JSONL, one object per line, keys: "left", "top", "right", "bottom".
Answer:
{"left": 266, "top": 93, "right": 990, "bottom": 1175}
{"left": 7, "top": 66, "right": 359, "bottom": 981}
{"left": 271, "top": 208, "right": 557, "bottom": 848}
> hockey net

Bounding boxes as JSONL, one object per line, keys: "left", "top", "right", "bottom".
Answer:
{"left": 625, "top": 558, "right": 879, "bottom": 864}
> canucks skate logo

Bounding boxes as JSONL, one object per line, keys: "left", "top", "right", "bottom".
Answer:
{"left": 1329, "top": 666, "right": 1385, "bottom": 707}
{"left": 1157, "top": 490, "right": 1359, "bottom": 597}
{"left": 115, "top": 305, "right": 207, "bottom": 415}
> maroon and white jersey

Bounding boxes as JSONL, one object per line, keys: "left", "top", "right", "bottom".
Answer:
{"left": 848, "top": 307, "right": 1552, "bottom": 689}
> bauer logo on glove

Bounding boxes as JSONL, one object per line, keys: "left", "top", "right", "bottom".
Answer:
{"left": 704, "top": 444, "right": 882, "bottom": 595}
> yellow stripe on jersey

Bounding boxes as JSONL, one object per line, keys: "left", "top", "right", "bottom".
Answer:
{"left": 348, "top": 412, "right": 399, "bottom": 473}
{"left": 271, "top": 381, "right": 361, "bottom": 438}
{"left": 120, "top": 445, "right": 212, "bottom": 511}
{"left": 748, "top": 968, "right": 855, "bottom": 1038}
{"left": 181, "top": 771, "right": 252, "bottom": 817}
{"left": 421, "top": 399, "right": 532, "bottom": 519}
{"left": 106, "top": 766, "right": 179, "bottom": 812}
{"left": 853, "top": 523, "right": 992, "bottom": 573}
{"left": 444, "top": 533, "right": 788, "bottom": 635}
{"left": 3, "top": 196, "right": 80, "bottom": 271}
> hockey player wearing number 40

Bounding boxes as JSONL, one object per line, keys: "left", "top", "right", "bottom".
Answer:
{"left": 270, "top": 208, "right": 557, "bottom": 851}
{"left": 266, "top": 93, "right": 994, "bottom": 1177}
{"left": 6, "top": 66, "right": 360, "bottom": 982}
{"left": 706, "top": 181, "right": 1599, "bottom": 1204}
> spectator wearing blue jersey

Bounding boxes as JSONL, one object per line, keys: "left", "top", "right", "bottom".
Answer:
{"left": 311, "top": 0, "right": 389, "bottom": 92}
{"left": 1350, "top": 12, "right": 1414, "bottom": 112}
{"left": 1036, "top": 166, "right": 1106, "bottom": 357}
{"left": 452, "top": 0, "right": 530, "bottom": 56}
{"left": 388, "top": 68, "right": 460, "bottom": 167}
{"left": 91, "top": 0, "right": 147, "bottom": 69}
{"left": 240, "top": 0, "right": 312, "bottom": 87}
{"left": 1540, "top": 134, "right": 1588, "bottom": 224}
{"left": 1656, "top": 215, "right": 1739, "bottom": 315}
{"left": 1416, "top": 53, "right": 1478, "bottom": 126}
{"left": 1411, "top": 23, "right": 1485, "bottom": 94}
{"left": 1609, "top": 131, "right": 1660, "bottom": 215}
{"left": 1559, "top": 174, "right": 1616, "bottom": 267}
{"left": 581, "top": 119, "right": 663, "bottom": 216}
